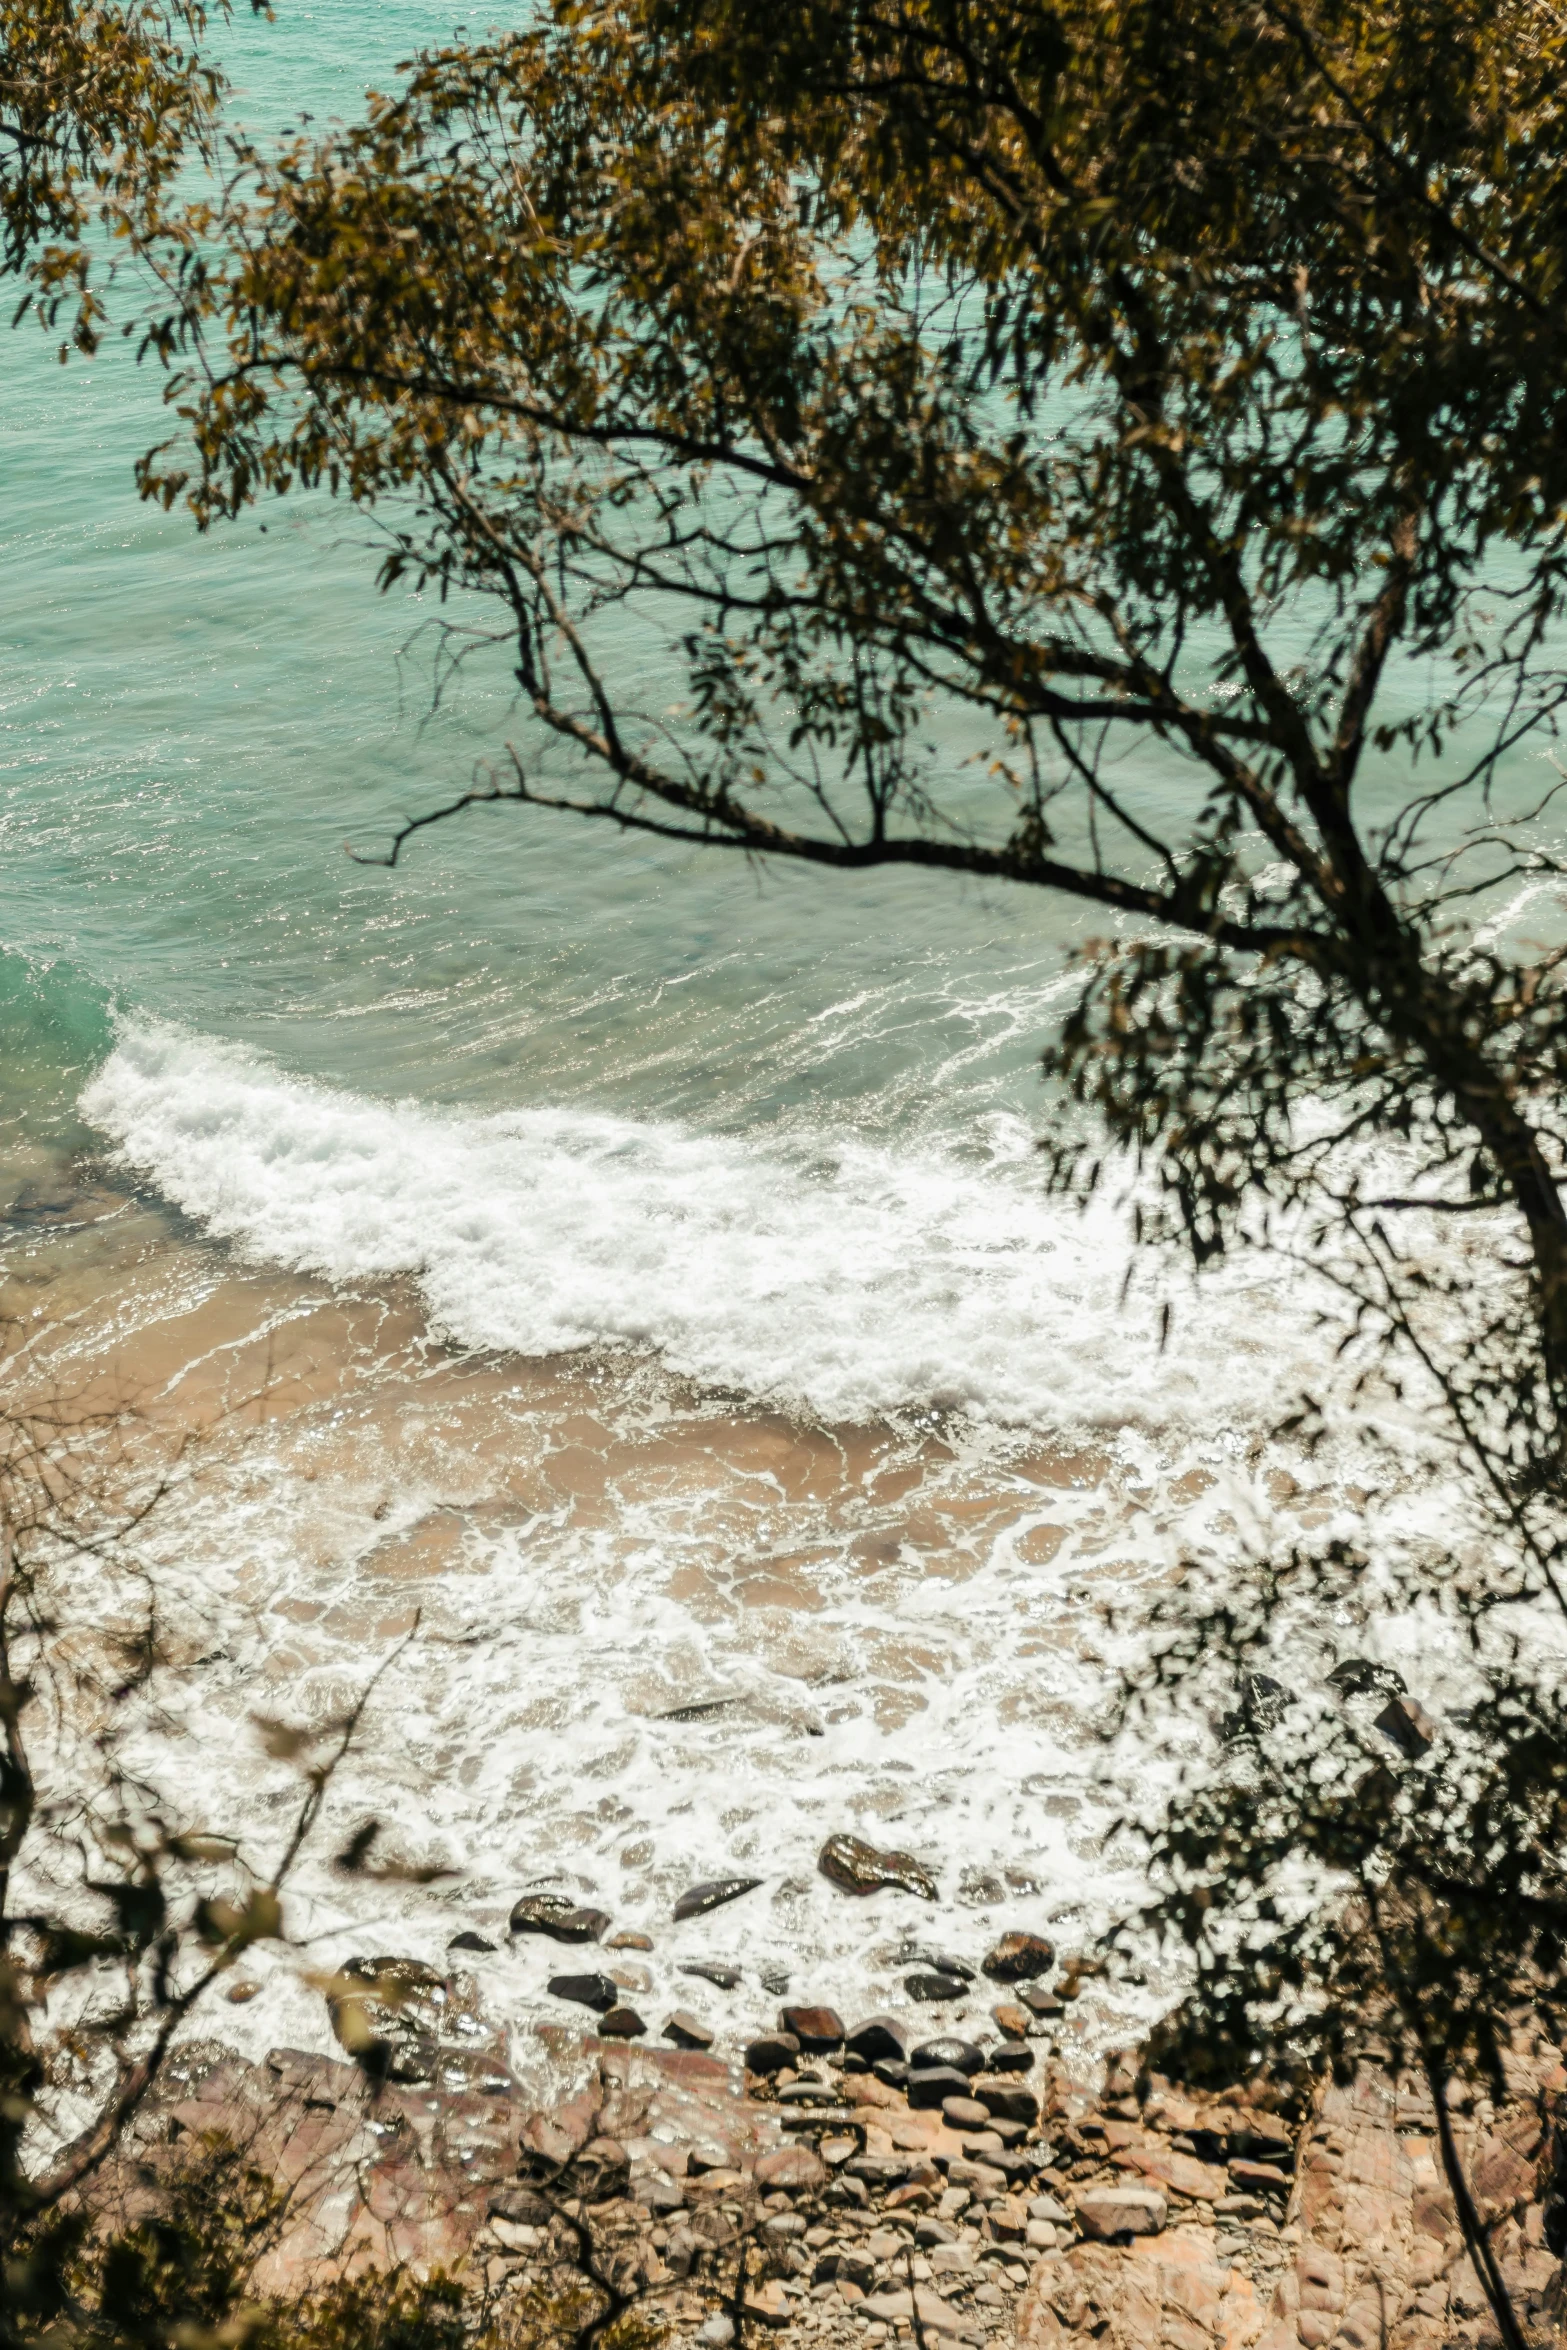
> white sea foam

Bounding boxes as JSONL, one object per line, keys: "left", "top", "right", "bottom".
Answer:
{"left": 85, "top": 1020, "right": 1329, "bottom": 1436}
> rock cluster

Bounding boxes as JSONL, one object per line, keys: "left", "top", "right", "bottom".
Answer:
{"left": 97, "top": 1943, "right": 1567, "bottom": 2350}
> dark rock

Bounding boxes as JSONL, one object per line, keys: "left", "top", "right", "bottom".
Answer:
{"left": 510, "top": 1893, "right": 612, "bottom": 1943}
{"left": 781, "top": 2004, "right": 844, "bottom": 2051}
{"left": 1375, "top": 1693, "right": 1437, "bottom": 1759}
{"left": 1020, "top": 1986, "right": 1064, "bottom": 2017}
{"left": 981, "top": 1932, "right": 1055, "bottom": 1984}
{"left": 872, "top": 2058, "right": 910, "bottom": 2089}
{"left": 988, "top": 2044, "right": 1035, "bottom": 2074}
{"left": 1219, "top": 1671, "right": 1290, "bottom": 1743}
{"left": 758, "top": 1964, "right": 791, "bottom": 1995}
{"left": 548, "top": 1971, "right": 619, "bottom": 2012}
{"left": 673, "top": 1877, "right": 763, "bottom": 1922}
{"left": 974, "top": 2078, "right": 1040, "bottom": 2124}
{"left": 343, "top": 1953, "right": 443, "bottom": 1991}
{"left": 597, "top": 2005, "right": 647, "bottom": 2038}
{"left": 818, "top": 1833, "right": 939, "bottom": 1902}
{"left": 745, "top": 2032, "right": 801, "bottom": 2075}
{"left": 847, "top": 2154, "right": 912, "bottom": 2184}
{"left": 907, "top": 2066, "right": 975, "bottom": 2109}
{"left": 1328, "top": 1656, "right": 1407, "bottom": 1701}
{"left": 664, "top": 2011, "right": 715, "bottom": 2049}
{"left": 447, "top": 1930, "right": 498, "bottom": 1954}
{"left": 910, "top": 2037, "right": 984, "bottom": 2076}
{"left": 681, "top": 1961, "right": 742, "bottom": 1990}
{"left": 905, "top": 1971, "right": 967, "bottom": 2003}
{"left": 845, "top": 2014, "right": 908, "bottom": 2064}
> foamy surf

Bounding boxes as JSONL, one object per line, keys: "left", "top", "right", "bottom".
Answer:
{"left": 85, "top": 1020, "right": 1325, "bottom": 1436}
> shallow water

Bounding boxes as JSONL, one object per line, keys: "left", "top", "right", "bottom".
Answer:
{"left": 0, "top": 0, "right": 1527, "bottom": 2083}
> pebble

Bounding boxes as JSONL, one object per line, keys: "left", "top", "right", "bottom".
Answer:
{"left": 597, "top": 2004, "right": 646, "bottom": 2038}
{"left": 673, "top": 1877, "right": 764, "bottom": 1921}
{"left": 818, "top": 1834, "right": 939, "bottom": 1902}
{"left": 225, "top": 1981, "right": 260, "bottom": 2004}
{"left": 942, "top": 2096, "right": 991, "bottom": 2130}
{"left": 606, "top": 1930, "right": 654, "bottom": 1951}
{"left": 547, "top": 1971, "right": 618, "bottom": 2012}
{"left": 846, "top": 2016, "right": 908, "bottom": 2063}
{"left": 990, "top": 2004, "right": 1030, "bottom": 2041}
{"left": 905, "top": 1972, "right": 967, "bottom": 2004}
{"left": 907, "top": 2067, "right": 973, "bottom": 2110}
{"left": 909, "top": 2040, "right": 984, "bottom": 2077}
{"left": 664, "top": 2011, "right": 715, "bottom": 2049}
{"left": 510, "top": 1894, "right": 612, "bottom": 1943}
{"left": 446, "top": 1931, "right": 497, "bottom": 1954}
{"left": 746, "top": 2032, "right": 802, "bottom": 2074}
{"left": 980, "top": 1932, "right": 1055, "bottom": 1984}
{"left": 682, "top": 1961, "right": 742, "bottom": 1989}
{"left": 783, "top": 2005, "right": 846, "bottom": 2051}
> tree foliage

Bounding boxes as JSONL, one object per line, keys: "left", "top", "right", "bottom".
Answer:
{"left": 144, "top": 9, "right": 1567, "bottom": 2339}
{"left": 0, "top": 0, "right": 259, "bottom": 348}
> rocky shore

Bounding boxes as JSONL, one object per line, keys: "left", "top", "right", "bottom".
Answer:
{"left": 103, "top": 1906, "right": 1567, "bottom": 2350}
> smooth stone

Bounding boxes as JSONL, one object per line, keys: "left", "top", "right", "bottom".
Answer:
{"left": 681, "top": 1961, "right": 742, "bottom": 1989}
{"left": 663, "top": 2010, "right": 715, "bottom": 2049}
{"left": 905, "top": 1972, "right": 967, "bottom": 2003}
{"left": 980, "top": 1933, "right": 1055, "bottom": 1984}
{"left": 990, "top": 2003, "right": 1030, "bottom": 2041}
{"left": 746, "top": 2031, "right": 802, "bottom": 2075}
{"left": 973, "top": 2079, "right": 1039, "bottom": 2123}
{"left": 225, "top": 1981, "right": 260, "bottom": 2003}
{"left": 1028, "top": 2193, "right": 1071, "bottom": 2225}
{"left": 547, "top": 1971, "right": 618, "bottom": 2012}
{"left": 846, "top": 2015, "right": 909, "bottom": 2064}
{"left": 907, "top": 2066, "right": 973, "bottom": 2110}
{"left": 782, "top": 2004, "right": 845, "bottom": 2051}
{"left": 447, "top": 1930, "right": 497, "bottom": 1953}
{"left": 606, "top": 1930, "right": 654, "bottom": 1951}
{"left": 596, "top": 2004, "right": 646, "bottom": 2038}
{"left": 818, "top": 1833, "right": 939, "bottom": 1902}
{"left": 987, "top": 2045, "right": 1035, "bottom": 2073}
{"left": 910, "top": 2039, "right": 984, "bottom": 2077}
{"left": 942, "top": 2096, "right": 990, "bottom": 2129}
{"left": 673, "top": 1876, "right": 764, "bottom": 1921}
{"left": 510, "top": 1893, "right": 611, "bottom": 1943}
{"left": 1019, "top": 1986, "right": 1064, "bottom": 2016}
{"left": 872, "top": 2057, "right": 910, "bottom": 2089}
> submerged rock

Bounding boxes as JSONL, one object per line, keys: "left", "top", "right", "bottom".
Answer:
{"left": 596, "top": 2004, "right": 647, "bottom": 2038}
{"left": 1375, "top": 1693, "right": 1438, "bottom": 1759}
{"left": 510, "top": 1893, "right": 612, "bottom": 1943}
{"left": 447, "top": 1930, "right": 497, "bottom": 1954}
{"left": 673, "top": 1876, "right": 763, "bottom": 1921}
{"left": 681, "top": 1960, "right": 742, "bottom": 1990}
{"left": 905, "top": 1970, "right": 967, "bottom": 2002}
{"left": 547, "top": 1972, "right": 619, "bottom": 2013}
{"left": 982, "top": 1931, "right": 1055, "bottom": 1983}
{"left": 818, "top": 1833, "right": 939, "bottom": 1901}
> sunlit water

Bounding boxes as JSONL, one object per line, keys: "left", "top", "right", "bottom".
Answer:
{"left": 0, "top": 2, "right": 1532, "bottom": 2086}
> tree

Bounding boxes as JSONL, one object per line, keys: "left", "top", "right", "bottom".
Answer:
{"left": 0, "top": 0, "right": 258, "bottom": 351}
{"left": 130, "top": 1, "right": 1567, "bottom": 2339}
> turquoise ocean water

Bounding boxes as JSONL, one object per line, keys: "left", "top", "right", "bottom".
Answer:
{"left": 0, "top": 4, "right": 1513, "bottom": 2067}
